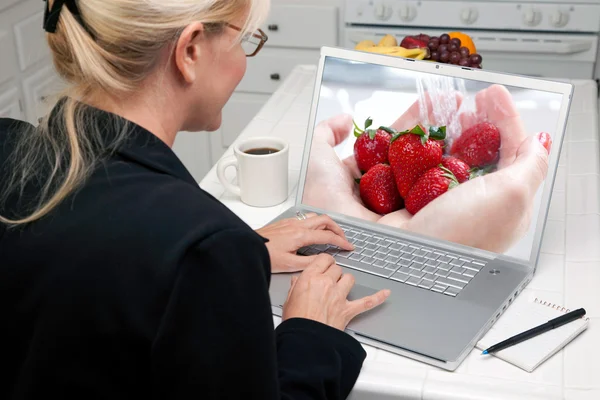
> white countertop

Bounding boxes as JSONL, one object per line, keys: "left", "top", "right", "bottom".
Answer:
{"left": 199, "top": 65, "right": 600, "bottom": 400}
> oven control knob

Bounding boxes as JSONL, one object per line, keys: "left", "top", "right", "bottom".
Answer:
{"left": 398, "top": 4, "right": 417, "bottom": 22}
{"left": 523, "top": 8, "right": 542, "bottom": 27}
{"left": 550, "top": 10, "right": 570, "bottom": 28}
{"left": 460, "top": 7, "right": 478, "bottom": 25}
{"left": 374, "top": 3, "right": 393, "bottom": 21}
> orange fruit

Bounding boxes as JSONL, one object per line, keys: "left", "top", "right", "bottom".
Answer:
{"left": 449, "top": 32, "right": 477, "bottom": 55}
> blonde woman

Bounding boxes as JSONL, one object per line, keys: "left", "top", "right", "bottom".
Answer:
{"left": 0, "top": 0, "right": 389, "bottom": 398}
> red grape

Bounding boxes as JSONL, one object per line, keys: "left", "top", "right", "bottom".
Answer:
{"left": 430, "top": 51, "right": 440, "bottom": 61}
{"left": 460, "top": 46, "right": 470, "bottom": 58}
{"left": 439, "top": 44, "right": 448, "bottom": 53}
{"left": 418, "top": 34, "right": 431, "bottom": 42}
{"left": 448, "top": 43, "right": 458, "bottom": 52}
{"left": 440, "top": 34, "right": 450, "bottom": 44}
{"left": 440, "top": 51, "right": 450, "bottom": 62}
{"left": 472, "top": 64, "right": 482, "bottom": 69}
{"left": 458, "top": 59, "right": 470, "bottom": 67}
{"left": 470, "top": 53, "right": 483, "bottom": 65}
{"left": 450, "top": 38, "right": 461, "bottom": 47}
{"left": 449, "top": 52, "right": 461, "bottom": 64}
{"left": 428, "top": 39, "right": 440, "bottom": 50}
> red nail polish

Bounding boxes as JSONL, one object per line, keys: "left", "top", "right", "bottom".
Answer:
{"left": 536, "top": 132, "right": 552, "bottom": 154}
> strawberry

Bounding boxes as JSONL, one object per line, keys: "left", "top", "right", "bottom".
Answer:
{"left": 388, "top": 124, "right": 446, "bottom": 198}
{"left": 536, "top": 132, "right": 552, "bottom": 154}
{"left": 359, "top": 164, "right": 404, "bottom": 215}
{"left": 353, "top": 117, "right": 393, "bottom": 173}
{"left": 450, "top": 121, "right": 500, "bottom": 168}
{"left": 441, "top": 155, "right": 470, "bottom": 183}
{"left": 405, "top": 166, "right": 459, "bottom": 215}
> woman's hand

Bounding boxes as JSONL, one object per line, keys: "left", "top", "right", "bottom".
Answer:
{"left": 282, "top": 254, "right": 390, "bottom": 331}
{"left": 256, "top": 213, "right": 354, "bottom": 273}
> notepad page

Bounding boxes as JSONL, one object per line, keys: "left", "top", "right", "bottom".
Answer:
{"left": 476, "top": 294, "right": 588, "bottom": 372}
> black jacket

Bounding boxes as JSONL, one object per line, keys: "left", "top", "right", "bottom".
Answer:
{"left": 0, "top": 105, "right": 366, "bottom": 399}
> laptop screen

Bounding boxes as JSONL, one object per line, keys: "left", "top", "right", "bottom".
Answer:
{"left": 300, "top": 55, "right": 567, "bottom": 262}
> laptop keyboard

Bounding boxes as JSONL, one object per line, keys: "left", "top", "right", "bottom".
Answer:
{"left": 298, "top": 223, "right": 487, "bottom": 298}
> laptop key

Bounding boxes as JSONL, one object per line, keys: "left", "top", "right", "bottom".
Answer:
{"left": 325, "top": 248, "right": 339, "bottom": 256}
{"left": 385, "top": 255, "right": 399, "bottom": 264}
{"left": 449, "top": 259, "right": 464, "bottom": 267}
{"left": 376, "top": 247, "right": 390, "bottom": 255}
{"left": 422, "top": 272, "right": 436, "bottom": 282}
{"left": 409, "top": 270, "right": 425, "bottom": 279}
{"left": 365, "top": 243, "right": 378, "bottom": 251}
{"left": 406, "top": 276, "right": 421, "bottom": 286}
{"left": 450, "top": 266, "right": 467, "bottom": 275}
{"left": 365, "top": 237, "right": 380, "bottom": 244}
{"left": 408, "top": 262, "right": 423, "bottom": 271}
{"left": 388, "top": 250, "right": 402, "bottom": 258}
{"left": 337, "top": 258, "right": 392, "bottom": 278}
{"left": 337, "top": 250, "right": 352, "bottom": 258}
{"left": 385, "top": 263, "right": 399, "bottom": 272}
{"left": 349, "top": 253, "right": 363, "bottom": 261}
{"left": 434, "top": 269, "right": 450, "bottom": 278}
{"left": 419, "top": 280, "right": 434, "bottom": 290}
{"left": 412, "top": 256, "right": 427, "bottom": 264}
{"left": 448, "top": 275, "right": 469, "bottom": 284}
{"left": 425, "top": 260, "right": 439, "bottom": 268}
{"left": 373, "top": 253, "right": 386, "bottom": 261}
{"left": 424, "top": 252, "right": 438, "bottom": 260}
{"left": 444, "top": 286, "right": 461, "bottom": 297}
{"left": 400, "top": 254, "right": 415, "bottom": 261}
{"left": 464, "top": 262, "right": 483, "bottom": 272}
{"left": 400, "top": 247, "right": 415, "bottom": 254}
{"left": 389, "top": 243, "right": 402, "bottom": 251}
{"left": 463, "top": 270, "right": 476, "bottom": 278}
{"left": 431, "top": 284, "right": 445, "bottom": 293}
{"left": 399, "top": 266, "right": 412, "bottom": 275}
{"left": 422, "top": 265, "right": 437, "bottom": 274}
{"left": 390, "top": 271, "right": 409, "bottom": 282}
{"left": 305, "top": 248, "right": 319, "bottom": 256}
{"left": 361, "top": 249, "right": 376, "bottom": 257}
{"left": 314, "top": 244, "right": 329, "bottom": 251}
{"left": 362, "top": 257, "right": 376, "bottom": 265}
{"left": 438, "top": 255, "right": 453, "bottom": 263}
{"left": 373, "top": 259, "right": 387, "bottom": 268}
{"left": 399, "top": 258, "right": 412, "bottom": 268}
{"left": 436, "top": 278, "right": 464, "bottom": 290}
{"left": 437, "top": 263, "right": 451, "bottom": 271}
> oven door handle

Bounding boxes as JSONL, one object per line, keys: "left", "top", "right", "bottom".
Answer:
{"left": 463, "top": 40, "right": 592, "bottom": 55}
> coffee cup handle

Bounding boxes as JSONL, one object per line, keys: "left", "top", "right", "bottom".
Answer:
{"left": 217, "top": 155, "right": 241, "bottom": 196}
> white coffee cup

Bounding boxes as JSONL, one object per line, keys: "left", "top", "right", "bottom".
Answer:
{"left": 217, "top": 136, "right": 289, "bottom": 207}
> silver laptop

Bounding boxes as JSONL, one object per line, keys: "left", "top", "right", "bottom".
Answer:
{"left": 267, "top": 46, "right": 573, "bottom": 371}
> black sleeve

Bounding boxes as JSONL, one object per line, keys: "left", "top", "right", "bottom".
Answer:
{"left": 150, "top": 228, "right": 366, "bottom": 399}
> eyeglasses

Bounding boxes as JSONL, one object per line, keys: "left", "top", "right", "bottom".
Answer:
{"left": 226, "top": 23, "right": 268, "bottom": 57}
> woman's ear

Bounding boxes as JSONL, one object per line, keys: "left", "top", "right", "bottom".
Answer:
{"left": 173, "top": 22, "right": 205, "bottom": 84}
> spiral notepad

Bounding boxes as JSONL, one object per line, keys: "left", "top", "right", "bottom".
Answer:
{"left": 476, "top": 295, "right": 589, "bottom": 372}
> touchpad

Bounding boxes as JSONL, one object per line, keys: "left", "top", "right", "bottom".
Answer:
{"left": 347, "top": 284, "right": 378, "bottom": 302}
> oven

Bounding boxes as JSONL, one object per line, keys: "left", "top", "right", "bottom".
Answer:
{"left": 342, "top": 0, "right": 600, "bottom": 80}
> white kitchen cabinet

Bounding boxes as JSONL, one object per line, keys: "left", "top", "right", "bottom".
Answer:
{"left": 0, "top": 85, "right": 22, "bottom": 119}
{"left": 207, "top": 0, "right": 341, "bottom": 171}
{"left": 22, "top": 65, "right": 65, "bottom": 123}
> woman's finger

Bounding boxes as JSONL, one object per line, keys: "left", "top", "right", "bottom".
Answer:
{"left": 298, "top": 229, "right": 354, "bottom": 251}
{"left": 283, "top": 254, "right": 321, "bottom": 272}
{"left": 303, "top": 214, "right": 347, "bottom": 239}
{"left": 337, "top": 273, "right": 356, "bottom": 296}
{"left": 323, "top": 263, "right": 343, "bottom": 282}
{"left": 306, "top": 253, "right": 336, "bottom": 274}
{"left": 345, "top": 289, "right": 391, "bottom": 319}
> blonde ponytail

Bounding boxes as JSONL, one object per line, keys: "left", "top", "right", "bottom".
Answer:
{"left": 0, "top": 0, "right": 270, "bottom": 226}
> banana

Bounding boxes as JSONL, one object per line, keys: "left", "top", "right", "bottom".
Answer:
{"left": 362, "top": 45, "right": 429, "bottom": 60}
{"left": 378, "top": 34, "right": 397, "bottom": 47}
{"left": 355, "top": 39, "right": 376, "bottom": 51}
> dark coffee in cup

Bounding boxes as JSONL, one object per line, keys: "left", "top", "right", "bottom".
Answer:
{"left": 244, "top": 147, "right": 280, "bottom": 155}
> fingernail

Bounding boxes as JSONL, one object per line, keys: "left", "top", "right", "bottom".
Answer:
{"left": 536, "top": 132, "right": 552, "bottom": 154}
{"left": 383, "top": 289, "right": 391, "bottom": 297}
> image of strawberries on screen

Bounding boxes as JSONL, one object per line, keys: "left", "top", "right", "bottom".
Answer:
{"left": 302, "top": 56, "right": 561, "bottom": 261}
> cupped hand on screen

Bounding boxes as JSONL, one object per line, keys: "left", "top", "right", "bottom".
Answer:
{"left": 302, "top": 84, "right": 551, "bottom": 254}
{"left": 282, "top": 254, "right": 390, "bottom": 331}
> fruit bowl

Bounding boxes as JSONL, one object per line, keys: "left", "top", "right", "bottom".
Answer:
{"left": 354, "top": 31, "right": 483, "bottom": 68}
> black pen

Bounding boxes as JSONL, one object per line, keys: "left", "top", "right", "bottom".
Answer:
{"left": 482, "top": 308, "right": 586, "bottom": 355}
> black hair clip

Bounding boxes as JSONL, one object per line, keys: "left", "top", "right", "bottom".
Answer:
{"left": 43, "top": 0, "right": 95, "bottom": 39}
